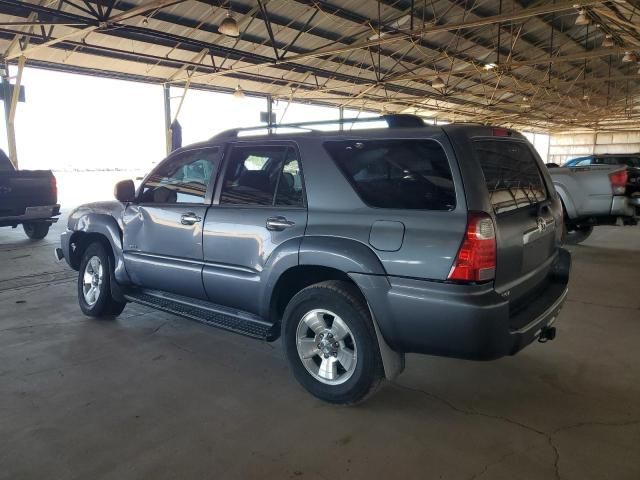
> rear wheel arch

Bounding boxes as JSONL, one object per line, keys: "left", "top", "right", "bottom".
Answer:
{"left": 553, "top": 183, "right": 577, "bottom": 220}
{"left": 269, "top": 265, "right": 356, "bottom": 325}
{"left": 270, "top": 265, "right": 404, "bottom": 381}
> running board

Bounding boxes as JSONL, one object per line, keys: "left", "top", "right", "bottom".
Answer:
{"left": 124, "top": 290, "right": 277, "bottom": 341}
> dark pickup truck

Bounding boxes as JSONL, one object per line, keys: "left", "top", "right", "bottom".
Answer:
{"left": 0, "top": 149, "right": 60, "bottom": 239}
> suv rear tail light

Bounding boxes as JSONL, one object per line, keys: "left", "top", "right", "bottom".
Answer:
{"left": 448, "top": 212, "right": 496, "bottom": 282}
{"left": 609, "top": 169, "right": 627, "bottom": 195}
{"left": 50, "top": 175, "right": 58, "bottom": 203}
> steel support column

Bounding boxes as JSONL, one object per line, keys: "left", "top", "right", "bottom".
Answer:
{"left": 163, "top": 83, "right": 171, "bottom": 155}
{"left": 2, "top": 56, "right": 25, "bottom": 168}
{"left": 339, "top": 106, "right": 344, "bottom": 131}
{"left": 267, "top": 95, "right": 273, "bottom": 134}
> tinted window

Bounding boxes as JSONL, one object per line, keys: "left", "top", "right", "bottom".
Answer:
{"left": 475, "top": 140, "right": 547, "bottom": 214}
{"left": 220, "top": 145, "right": 303, "bottom": 206}
{"left": 598, "top": 156, "right": 640, "bottom": 168}
{"left": 275, "top": 155, "right": 304, "bottom": 207}
{"left": 140, "top": 148, "right": 220, "bottom": 204}
{"left": 576, "top": 159, "right": 593, "bottom": 166}
{"left": 324, "top": 139, "right": 456, "bottom": 210}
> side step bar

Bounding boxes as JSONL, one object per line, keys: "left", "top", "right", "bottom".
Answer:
{"left": 124, "top": 290, "right": 277, "bottom": 341}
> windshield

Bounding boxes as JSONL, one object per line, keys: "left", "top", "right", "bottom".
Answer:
{"left": 475, "top": 140, "right": 547, "bottom": 215}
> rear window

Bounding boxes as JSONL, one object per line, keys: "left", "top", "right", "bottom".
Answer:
{"left": 324, "top": 139, "right": 456, "bottom": 210}
{"left": 475, "top": 140, "right": 547, "bottom": 214}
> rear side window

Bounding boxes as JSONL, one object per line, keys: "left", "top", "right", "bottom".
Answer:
{"left": 474, "top": 140, "right": 547, "bottom": 214}
{"left": 324, "top": 139, "right": 456, "bottom": 210}
{"left": 220, "top": 145, "right": 304, "bottom": 207}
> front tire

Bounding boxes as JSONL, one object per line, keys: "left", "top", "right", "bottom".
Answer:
{"left": 282, "top": 280, "right": 383, "bottom": 405}
{"left": 23, "top": 222, "right": 50, "bottom": 240}
{"left": 78, "top": 242, "right": 126, "bottom": 318}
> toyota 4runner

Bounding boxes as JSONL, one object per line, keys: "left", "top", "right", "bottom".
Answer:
{"left": 57, "top": 115, "right": 571, "bottom": 404}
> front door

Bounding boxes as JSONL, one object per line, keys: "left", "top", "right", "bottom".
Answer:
{"left": 123, "top": 146, "right": 222, "bottom": 299}
{"left": 202, "top": 143, "right": 307, "bottom": 315}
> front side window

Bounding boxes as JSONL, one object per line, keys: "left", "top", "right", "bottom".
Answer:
{"left": 220, "top": 145, "right": 304, "bottom": 207}
{"left": 324, "top": 139, "right": 456, "bottom": 210}
{"left": 140, "top": 148, "right": 220, "bottom": 204}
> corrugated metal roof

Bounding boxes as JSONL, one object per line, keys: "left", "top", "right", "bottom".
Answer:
{"left": 0, "top": 0, "right": 638, "bottom": 131}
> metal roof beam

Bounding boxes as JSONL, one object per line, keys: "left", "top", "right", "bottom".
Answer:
{"left": 4, "top": 0, "right": 184, "bottom": 60}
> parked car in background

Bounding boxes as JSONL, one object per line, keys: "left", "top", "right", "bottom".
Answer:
{"left": 563, "top": 154, "right": 640, "bottom": 197}
{"left": 0, "top": 149, "right": 60, "bottom": 239}
{"left": 548, "top": 164, "right": 637, "bottom": 244}
{"left": 57, "top": 116, "right": 570, "bottom": 404}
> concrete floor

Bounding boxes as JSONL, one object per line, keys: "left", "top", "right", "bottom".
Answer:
{"left": 1, "top": 216, "right": 639, "bottom": 480}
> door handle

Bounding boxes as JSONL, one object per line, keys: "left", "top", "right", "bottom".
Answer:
{"left": 181, "top": 212, "right": 202, "bottom": 225}
{"left": 266, "top": 216, "right": 295, "bottom": 231}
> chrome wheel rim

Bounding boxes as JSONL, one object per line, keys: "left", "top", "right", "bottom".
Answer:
{"left": 82, "top": 256, "right": 103, "bottom": 306}
{"left": 296, "top": 309, "right": 357, "bottom": 385}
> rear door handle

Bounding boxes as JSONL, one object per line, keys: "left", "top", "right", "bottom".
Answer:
{"left": 266, "top": 216, "right": 295, "bottom": 231}
{"left": 181, "top": 212, "right": 202, "bottom": 225}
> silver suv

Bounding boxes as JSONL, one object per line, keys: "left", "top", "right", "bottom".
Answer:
{"left": 57, "top": 115, "right": 570, "bottom": 404}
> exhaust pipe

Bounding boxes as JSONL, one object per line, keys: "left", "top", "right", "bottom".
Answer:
{"left": 538, "top": 326, "right": 556, "bottom": 343}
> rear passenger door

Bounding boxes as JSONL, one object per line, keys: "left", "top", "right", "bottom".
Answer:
{"left": 202, "top": 143, "right": 307, "bottom": 314}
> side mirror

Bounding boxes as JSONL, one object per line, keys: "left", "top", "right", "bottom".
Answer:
{"left": 114, "top": 179, "right": 136, "bottom": 203}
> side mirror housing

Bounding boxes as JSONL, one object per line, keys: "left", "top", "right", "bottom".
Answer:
{"left": 114, "top": 179, "right": 136, "bottom": 203}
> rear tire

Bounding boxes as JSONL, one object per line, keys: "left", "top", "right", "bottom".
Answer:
{"left": 78, "top": 242, "right": 126, "bottom": 318}
{"left": 564, "top": 224, "right": 593, "bottom": 245}
{"left": 282, "top": 280, "right": 383, "bottom": 405}
{"left": 23, "top": 222, "right": 50, "bottom": 240}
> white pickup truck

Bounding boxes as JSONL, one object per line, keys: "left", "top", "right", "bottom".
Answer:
{"left": 548, "top": 165, "right": 637, "bottom": 244}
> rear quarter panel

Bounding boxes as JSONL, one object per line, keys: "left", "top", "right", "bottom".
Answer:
{"left": 549, "top": 166, "right": 618, "bottom": 218}
{"left": 297, "top": 130, "right": 468, "bottom": 280}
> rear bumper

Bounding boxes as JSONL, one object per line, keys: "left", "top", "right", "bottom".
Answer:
{"left": 351, "top": 248, "right": 571, "bottom": 360}
{"left": 0, "top": 204, "right": 60, "bottom": 227}
{"left": 611, "top": 195, "right": 635, "bottom": 217}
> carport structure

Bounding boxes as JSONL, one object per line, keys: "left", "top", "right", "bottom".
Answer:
{"left": 0, "top": 0, "right": 638, "bottom": 140}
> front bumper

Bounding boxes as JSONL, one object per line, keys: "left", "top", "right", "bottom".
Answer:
{"left": 352, "top": 248, "right": 571, "bottom": 361}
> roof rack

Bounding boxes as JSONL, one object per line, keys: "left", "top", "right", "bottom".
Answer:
{"left": 212, "top": 114, "right": 426, "bottom": 140}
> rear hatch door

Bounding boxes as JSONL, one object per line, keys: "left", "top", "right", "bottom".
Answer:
{"left": 473, "top": 139, "right": 557, "bottom": 300}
